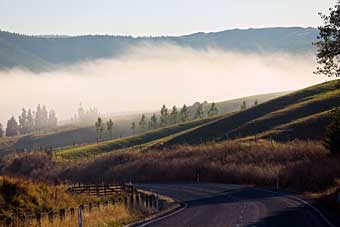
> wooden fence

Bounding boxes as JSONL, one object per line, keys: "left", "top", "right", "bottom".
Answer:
{"left": 0, "top": 184, "right": 162, "bottom": 227}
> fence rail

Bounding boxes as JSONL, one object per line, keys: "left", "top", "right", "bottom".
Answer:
{"left": 0, "top": 184, "right": 162, "bottom": 227}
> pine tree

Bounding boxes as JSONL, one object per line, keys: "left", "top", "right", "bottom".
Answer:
{"left": 27, "top": 109, "right": 34, "bottom": 133}
{"left": 95, "top": 117, "right": 104, "bottom": 143}
{"left": 208, "top": 102, "right": 219, "bottom": 117}
{"left": 0, "top": 123, "right": 3, "bottom": 138}
{"left": 48, "top": 109, "right": 58, "bottom": 128}
{"left": 180, "top": 104, "right": 190, "bottom": 122}
{"left": 160, "top": 105, "right": 169, "bottom": 127}
{"left": 131, "top": 122, "right": 136, "bottom": 134}
{"left": 194, "top": 103, "right": 204, "bottom": 119}
{"left": 324, "top": 108, "right": 340, "bottom": 154}
{"left": 41, "top": 105, "right": 49, "bottom": 129}
{"left": 18, "top": 108, "right": 28, "bottom": 134}
{"left": 170, "top": 106, "right": 178, "bottom": 124}
{"left": 35, "top": 104, "right": 42, "bottom": 131}
{"left": 6, "top": 116, "right": 19, "bottom": 137}
{"left": 240, "top": 101, "right": 247, "bottom": 111}
{"left": 106, "top": 119, "right": 114, "bottom": 140}
{"left": 150, "top": 114, "right": 157, "bottom": 129}
{"left": 139, "top": 114, "right": 147, "bottom": 131}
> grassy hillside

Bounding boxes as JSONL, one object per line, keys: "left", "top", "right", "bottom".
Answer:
{"left": 0, "top": 91, "right": 285, "bottom": 156}
{"left": 163, "top": 80, "right": 340, "bottom": 145}
{"left": 56, "top": 116, "right": 220, "bottom": 160}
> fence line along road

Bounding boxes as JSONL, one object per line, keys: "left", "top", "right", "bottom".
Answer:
{"left": 1, "top": 184, "right": 162, "bottom": 227}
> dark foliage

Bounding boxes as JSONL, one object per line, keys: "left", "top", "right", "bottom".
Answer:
{"left": 324, "top": 108, "right": 340, "bottom": 154}
{"left": 315, "top": 1, "right": 340, "bottom": 79}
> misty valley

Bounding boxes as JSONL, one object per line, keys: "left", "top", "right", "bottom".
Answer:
{"left": 0, "top": 1, "right": 340, "bottom": 226}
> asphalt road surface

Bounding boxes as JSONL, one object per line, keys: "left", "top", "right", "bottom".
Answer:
{"left": 136, "top": 183, "right": 333, "bottom": 227}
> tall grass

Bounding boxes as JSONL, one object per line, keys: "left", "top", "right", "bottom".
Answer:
{"left": 2, "top": 140, "right": 339, "bottom": 194}
{"left": 37, "top": 204, "right": 138, "bottom": 227}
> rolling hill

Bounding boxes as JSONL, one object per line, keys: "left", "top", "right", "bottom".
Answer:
{"left": 0, "top": 27, "right": 318, "bottom": 71}
{"left": 0, "top": 91, "right": 285, "bottom": 156}
{"left": 162, "top": 80, "right": 340, "bottom": 145}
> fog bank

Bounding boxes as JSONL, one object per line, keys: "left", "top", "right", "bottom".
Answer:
{"left": 0, "top": 43, "right": 323, "bottom": 124}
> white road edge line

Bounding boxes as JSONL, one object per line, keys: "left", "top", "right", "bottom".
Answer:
{"left": 137, "top": 203, "right": 188, "bottom": 227}
{"left": 254, "top": 188, "right": 335, "bottom": 227}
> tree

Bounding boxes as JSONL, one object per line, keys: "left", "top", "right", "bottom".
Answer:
{"left": 160, "top": 105, "right": 169, "bottom": 127}
{"left": 18, "top": 108, "right": 28, "bottom": 134}
{"left": 314, "top": 2, "right": 340, "bottom": 154}
{"left": 41, "top": 105, "right": 48, "bottom": 129}
{"left": 95, "top": 117, "right": 104, "bottom": 143}
{"left": 208, "top": 102, "right": 219, "bottom": 117}
{"left": 254, "top": 100, "right": 259, "bottom": 106}
{"left": 26, "top": 109, "right": 34, "bottom": 133}
{"left": 194, "top": 103, "right": 204, "bottom": 119}
{"left": 139, "top": 114, "right": 147, "bottom": 131}
{"left": 315, "top": 1, "right": 340, "bottom": 79}
{"left": 324, "top": 108, "right": 340, "bottom": 154}
{"left": 48, "top": 109, "right": 58, "bottom": 128}
{"left": 35, "top": 104, "right": 42, "bottom": 131}
{"left": 131, "top": 122, "right": 136, "bottom": 134}
{"left": 240, "top": 101, "right": 247, "bottom": 111}
{"left": 180, "top": 104, "right": 190, "bottom": 122}
{"left": 0, "top": 123, "right": 3, "bottom": 138}
{"left": 6, "top": 116, "right": 18, "bottom": 137}
{"left": 170, "top": 106, "right": 178, "bottom": 124}
{"left": 106, "top": 119, "right": 114, "bottom": 140}
{"left": 150, "top": 114, "right": 157, "bottom": 129}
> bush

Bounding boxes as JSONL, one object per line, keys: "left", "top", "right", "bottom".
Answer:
{"left": 324, "top": 108, "right": 340, "bottom": 154}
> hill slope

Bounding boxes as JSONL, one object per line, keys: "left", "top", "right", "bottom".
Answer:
{"left": 0, "top": 27, "right": 317, "bottom": 71}
{"left": 0, "top": 91, "right": 285, "bottom": 155}
{"left": 162, "top": 80, "right": 340, "bottom": 145}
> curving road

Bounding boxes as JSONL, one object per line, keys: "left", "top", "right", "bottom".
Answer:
{"left": 136, "top": 183, "right": 333, "bottom": 227}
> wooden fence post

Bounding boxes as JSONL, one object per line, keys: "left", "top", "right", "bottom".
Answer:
{"left": 136, "top": 193, "right": 140, "bottom": 205}
{"left": 59, "top": 209, "right": 65, "bottom": 220}
{"left": 124, "top": 197, "right": 128, "bottom": 207}
{"left": 36, "top": 212, "right": 41, "bottom": 226}
{"left": 145, "top": 194, "right": 149, "bottom": 208}
{"left": 48, "top": 211, "right": 54, "bottom": 223}
{"left": 70, "top": 208, "right": 75, "bottom": 218}
{"left": 78, "top": 206, "right": 83, "bottom": 227}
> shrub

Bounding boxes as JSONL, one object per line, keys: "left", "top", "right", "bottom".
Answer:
{"left": 324, "top": 107, "right": 340, "bottom": 154}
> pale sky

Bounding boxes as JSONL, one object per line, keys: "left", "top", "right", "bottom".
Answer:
{"left": 0, "top": 0, "right": 336, "bottom": 36}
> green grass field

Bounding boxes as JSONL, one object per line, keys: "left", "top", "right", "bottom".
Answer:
{"left": 163, "top": 80, "right": 340, "bottom": 145}
{"left": 56, "top": 116, "right": 221, "bottom": 160}
{"left": 55, "top": 79, "right": 340, "bottom": 159}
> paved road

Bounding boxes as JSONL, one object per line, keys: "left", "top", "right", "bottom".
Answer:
{"left": 136, "top": 183, "right": 332, "bottom": 227}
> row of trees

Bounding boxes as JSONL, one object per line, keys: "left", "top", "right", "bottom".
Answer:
{"left": 240, "top": 100, "right": 258, "bottom": 111}
{"left": 131, "top": 102, "right": 219, "bottom": 133}
{"left": 77, "top": 104, "right": 99, "bottom": 123}
{"left": 2, "top": 105, "right": 58, "bottom": 137}
{"left": 94, "top": 117, "right": 114, "bottom": 142}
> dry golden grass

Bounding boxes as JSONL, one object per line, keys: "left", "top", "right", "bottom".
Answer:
{"left": 37, "top": 204, "right": 138, "bottom": 227}
{"left": 1, "top": 139, "right": 340, "bottom": 212}
{"left": 0, "top": 176, "right": 141, "bottom": 226}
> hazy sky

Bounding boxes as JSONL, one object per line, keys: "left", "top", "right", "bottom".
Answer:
{"left": 0, "top": 0, "right": 336, "bottom": 36}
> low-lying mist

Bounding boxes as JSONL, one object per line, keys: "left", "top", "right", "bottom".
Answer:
{"left": 0, "top": 43, "right": 323, "bottom": 124}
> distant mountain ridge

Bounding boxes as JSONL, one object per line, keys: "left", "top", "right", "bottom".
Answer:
{"left": 0, "top": 27, "right": 318, "bottom": 72}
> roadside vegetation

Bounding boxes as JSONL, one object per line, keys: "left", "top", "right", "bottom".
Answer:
{"left": 0, "top": 176, "right": 140, "bottom": 226}
{"left": 2, "top": 140, "right": 339, "bottom": 194}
